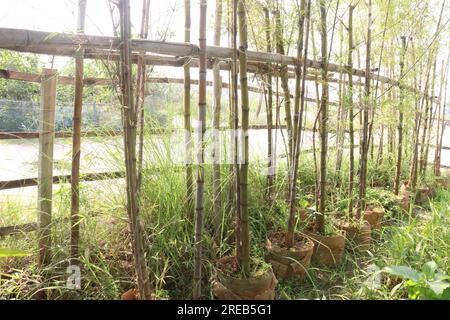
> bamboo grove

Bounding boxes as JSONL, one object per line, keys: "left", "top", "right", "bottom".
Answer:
{"left": 0, "top": 0, "right": 449, "bottom": 300}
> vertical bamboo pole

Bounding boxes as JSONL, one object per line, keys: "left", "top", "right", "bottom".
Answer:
{"left": 118, "top": 0, "right": 152, "bottom": 300}
{"left": 232, "top": 0, "right": 242, "bottom": 264}
{"left": 287, "top": 0, "right": 311, "bottom": 247}
{"left": 394, "top": 37, "right": 406, "bottom": 195}
{"left": 70, "top": 0, "right": 87, "bottom": 264}
{"left": 335, "top": 22, "right": 345, "bottom": 179}
{"left": 422, "top": 61, "right": 437, "bottom": 176}
{"left": 38, "top": 68, "right": 57, "bottom": 267}
{"left": 293, "top": 0, "right": 306, "bottom": 158}
{"left": 137, "top": 0, "right": 151, "bottom": 191}
{"left": 184, "top": 0, "right": 194, "bottom": 222}
{"left": 193, "top": 0, "right": 207, "bottom": 300}
{"left": 434, "top": 60, "right": 445, "bottom": 175}
{"left": 263, "top": 5, "right": 275, "bottom": 201}
{"left": 317, "top": 0, "right": 328, "bottom": 233}
{"left": 347, "top": 4, "right": 355, "bottom": 216}
{"left": 376, "top": 83, "right": 385, "bottom": 166}
{"left": 357, "top": 0, "right": 371, "bottom": 217}
{"left": 435, "top": 44, "right": 450, "bottom": 176}
{"left": 238, "top": 0, "right": 250, "bottom": 274}
{"left": 212, "top": 0, "right": 223, "bottom": 239}
{"left": 275, "top": 5, "right": 293, "bottom": 160}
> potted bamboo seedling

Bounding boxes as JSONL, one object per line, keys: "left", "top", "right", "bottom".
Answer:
{"left": 306, "top": 0, "right": 346, "bottom": 266}
{"left": 212, "top": 0, "right": 277, "bottom": 300}
{"left": 363, "top": 204, "right": 385, "bottom": 230}
{"left": 396, "top": 180, "right": 412, "bottom": 211}
{"left": 263, "top": 0, "right": 315, "bottom": 282}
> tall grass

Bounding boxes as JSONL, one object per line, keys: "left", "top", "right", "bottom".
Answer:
{"left": 0, "top": 116, "right": 448, "bottom": 299}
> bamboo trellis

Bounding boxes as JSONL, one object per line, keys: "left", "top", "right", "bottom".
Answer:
{"left": 0, "top": 27, "right": 438, "bottom": 101}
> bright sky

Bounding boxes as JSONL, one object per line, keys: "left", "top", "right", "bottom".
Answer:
{"left": 0, "top": 0, "right": 449, "bottom": 103}
{"left": 0, "top": 0, "right": 198, "bottom": 70}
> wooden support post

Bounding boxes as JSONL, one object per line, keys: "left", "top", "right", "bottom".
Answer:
{"left": 70, "top": 0, "right": 87, "bottom": 264}
{"left": 38, "top": 68, "right": 57, "bottom": 267}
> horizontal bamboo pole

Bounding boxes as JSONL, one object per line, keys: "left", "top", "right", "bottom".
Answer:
{"left": 0, "top": 130, "right": 122, "bottom": 140}
{"left": 0, "top": 27, "right": 432, "bottom": 98}
{"left": 0, "top": 171, "right": 125, "bottom": 191}
{"left": 0, "top": 68, "right": 338, "bottom": 106}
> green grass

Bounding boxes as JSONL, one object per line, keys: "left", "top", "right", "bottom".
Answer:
{"left": 0, "top": 124, "right": 448, "bottom": 300}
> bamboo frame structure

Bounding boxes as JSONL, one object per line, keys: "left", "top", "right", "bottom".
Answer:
{"left": 0, "top": 27, "right": 437, "bottom": 99}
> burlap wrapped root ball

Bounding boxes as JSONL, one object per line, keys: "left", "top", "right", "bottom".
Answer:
{"left": 265, "top": 232, "right": 314, "bottom": 281}
{"left": 212, "top": 256, "right": 277, "bottom": 300}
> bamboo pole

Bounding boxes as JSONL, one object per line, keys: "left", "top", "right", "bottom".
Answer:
{"left": 70, "top": 0, "right": 87, "bottom": 265}
{"left": 137, "top": 0, "right": 151, "bottom": 191}
{"left": 193, "top": 0, "right": 207, "bottom": 300}
{"left": 38, "top": 68, "right": 57, "bottom": 267}
{"left": 238, "top": 0, "right": 250, "bottom": 274}
{"left": 263, "top": 5, "right": 275, "bottom": 201}
{"left": 232, "top": 0, "right": 242, "bottom": 264}
{"left": 435, "top": 43, "right": 450, "bottom": 176}
{"left": 421, "top": 61, "right": 437, "bottom": 176}
{"left": 347, "top": 4, "right": 355, "bottom": 216}
{"left": 394, "top": 37, "right": 407, "bottom": 195}
{"left": 275, "top": 6, "right": 293, "bottom": 160}
{"left": 357, "top": 0, "right": 372, "bottom": 217}
{"left": 212, "top": 0, "right": 223, "bottom": 239}
{"left": 184, "top": 0, "right": 194, "bottom": 222}
{"left": 118, "top": 0, "right": 152, "bottom": 300}
{"left": 286, "top": 0, "right": 311, "bottom": 248}
{"left": 0, "top": 26, "right": 438, "bottom": 99}
{"left": 316, "top": 0, "right": 328, "bottom": 233}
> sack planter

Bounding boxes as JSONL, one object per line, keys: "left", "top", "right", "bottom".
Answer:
{"left": 364, "top": 205, "right": 385, "bottom": 230}
{"left": 415, "top": 186, "right": 433, "bottom": 205}
{"left": 265, "top": 232, "right": 314, "bottom": 281}
{"left": 332, "top": 218, "right": 371, "bottom": 251}
{"left": 396, "top": 182, "right": 411, "bottom": 211}
{"left": 212, "top": 256, "right": 277, "bottom": 300}
{"left": 307, "top": 231, "right": 346, "bottom": 266}
{"left": 434, "top": 176, "right": 449, "bottom": 189}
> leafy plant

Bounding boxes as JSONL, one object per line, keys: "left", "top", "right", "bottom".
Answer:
{"left": 383, "top": 261, "right": 450, "bottom": 300}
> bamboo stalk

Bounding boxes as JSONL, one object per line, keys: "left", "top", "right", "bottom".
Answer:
{"left": 117, "top": 0, "right": 152, "bottom": 300}
{"left": 356, "top": 0, "right": 372, "bottom": 217}
{"left": 137, "top": 0, "right": 151, "bottom": 192}
{"left": 394, "top": 36, "right": 407, "bottom": 196}
{"left": 232, "top": 0, "right": 242, "bottom": 264}
{"left": 286, "top": 0, "right": 311, "bottom": 248}
{"left": 212, "top": 0, "right": 223, "bottom": 240}
{"left": 316, "top": 0, "right": 328, "bottom": 233}
{"left": 347, "top": 5, "right": 355, "bottom": 216}
{"left": 237, "top": 0, "right": 250, "bottom": 274}
{"left": 184, "top": 0, "right": 194, "bottom": 223}
{"left": 275, "top": 6, "right": 293, "bottom": 160}
{"left": 421, "top": 61, "right": 437, "bottom": 176}
{"left": 263, "top": 5, "right": 275, "bottom": 201}
{"left": 193, "top": 0, "right": 207, "bottom": 300}
{"left": 435, "top": 42, "right": 450, "bottom": 176}
{"left": 70, "top": 0, "right": 87, "bottom": 265}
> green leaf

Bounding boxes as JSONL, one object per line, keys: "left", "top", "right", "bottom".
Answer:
{"left": 383, "top": 265, "right": 421, "bottom": 283}
{"left": 426, "top": 280, "right": 450, "bottom": 296}
{"left": 422, "top": 261, "right": 438, "bottom": 278}
{"left": 0, "top": 248, "right": 31, "bottom": 258}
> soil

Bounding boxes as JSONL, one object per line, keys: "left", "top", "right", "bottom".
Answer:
{"left": 268, "top": 232, "right": 311, "bottom": 251}
{"left": 216, "top": 256, "right": 270, "bottom": 279}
